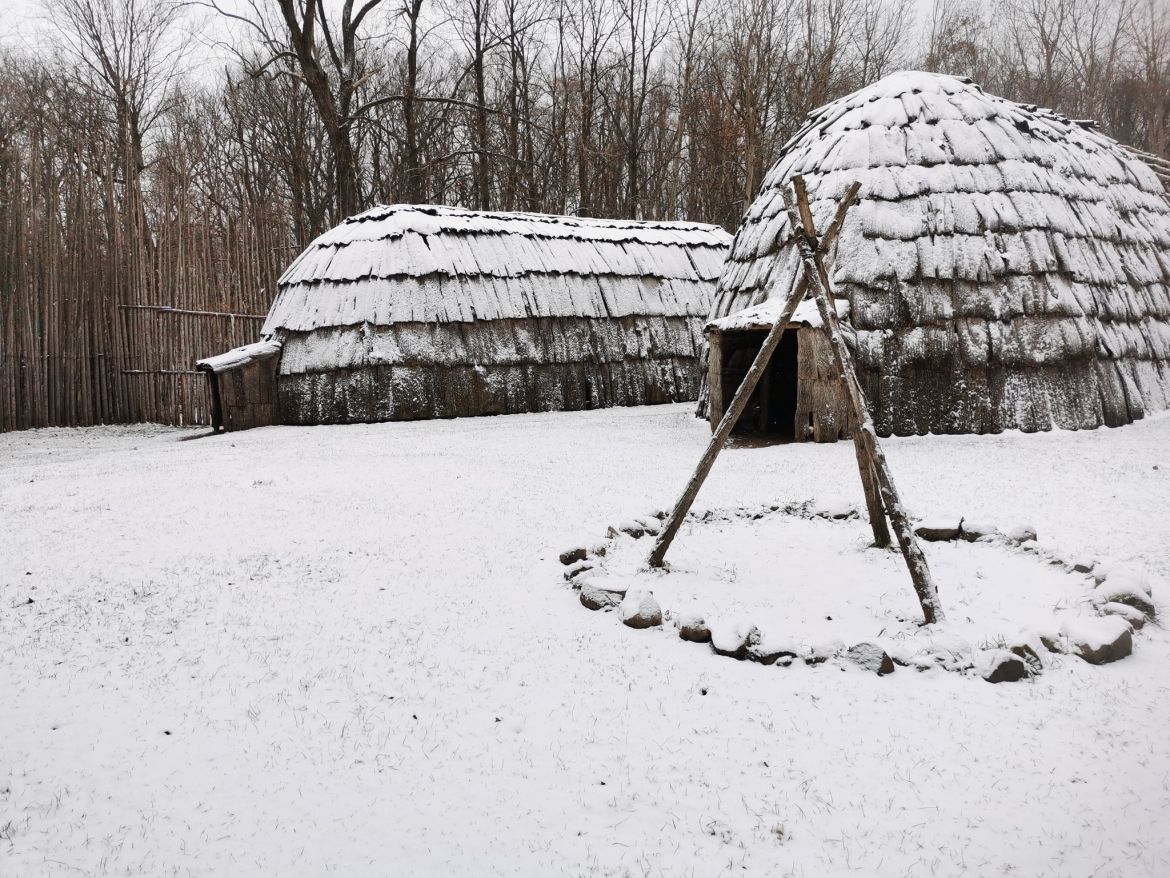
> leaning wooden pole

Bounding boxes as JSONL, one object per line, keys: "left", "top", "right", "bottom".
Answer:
{"left": 647, "top": 184, "right": 862, "bottom": 569}
{"left": 787, "top": 178, "right": 944, "bottom": 624}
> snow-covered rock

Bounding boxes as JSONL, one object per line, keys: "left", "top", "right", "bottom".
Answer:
{"left": 710, "top": 620, "right": 758, "bottom": 659}
{"left": 845, "top": 642, "right": 895, "bottom": 675}
{"left": 617, "top": 520, "right": 647, "bottom": 539}
{"left": 1104, "top": 568, "right": 1156, "bottom": 597}
{"left": 619, "top": 590, "right": 662, "bottom": 629}
{"left": 960, "top": 521, "right": 999, "bottom": 542}
{"left": 1039, "top": 630, "right": 1068, "bottom": 654}
{"left": 885, "top": 642, "right": 921, "bottom": 668}
{"left": 1008, "top": 631, "right": 1046, "bottom": 673}
{"left": 634, "top": 515, "right": 662, "bottom": 536}
{"left": 578, "top": 576, "right": 629, "bottom": 597}
{"left": 906, "top": 654, "right": 943, "bottom": 672}
{"left": 580, "top": 583, "right": 618, "bottom": 611}
{"left": 977, "top": 649, "right": 1028, "bottom": 683}
{"left": 747, "top": 632, "right": 801, "bottom": 665}
{"left": 805, "top": 637, "right": 845, "bottom": 665}
{"left": 818, "top": 503, "right": 857, "bottom": 521}
{"left": 1102, "top": 602, "right": 1147, "bottom": 630}
{"left": 915, "top": 517, "right": 962, "bottom": 541}
{"left": 559, "top": 546, "right": 588, "bottom": 565}
{"left": 1095, "top": 574, "right": 1156, "bottom": 618}
{"left": 675, "top": 613, "right": 711, "bottom": 643}
{"left": 563, "top": 560, "right": 594, "bottom": 581}
{"left": 1061, "top": 617, "right": 1134, "bottom": 665}
{"left": 1006, "top": 524, "right": 1038, "bottom": 544}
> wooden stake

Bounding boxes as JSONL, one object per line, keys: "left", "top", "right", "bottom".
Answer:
{"left": 798, "top": 188, "right": 891, "bottom": 549}
{"left": 787, "top": 177, "right": 944, "bottom": 624}
{"left": 647, "top": 183, "right": 862, "bottom": 569}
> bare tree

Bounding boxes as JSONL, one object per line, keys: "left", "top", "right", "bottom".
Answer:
{"left": 560, "top": 0, "right": 617, "bottom": 216}
{"left": 1125, "top": 0, "right": 1170, "bottom": 153}
{"left": 397, "top": 0, "right": 428, "bottom": 202}
{"left": 203, "top": 0, "right": 390, "bottom": 219}
{"left": 47, "top": 0, "right": 182, "bottom": 188}
{"left": 923, "top": 0, "right": 991, "bottom": 78}
{"left": 498, "top": 0, "right": 544, "bottom": 210}
{"left": 614, "top": 0, "right": 673, "bottom": 216}
{"left": 854, "top": 0, "right": 912, "bottom": 81}
{"left": 449, "top": 0, "right": 494, "bottom": 207}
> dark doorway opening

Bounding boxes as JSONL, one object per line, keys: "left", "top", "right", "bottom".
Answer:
{"left": 719, "top": 328, "right": 799, "bottom": 439}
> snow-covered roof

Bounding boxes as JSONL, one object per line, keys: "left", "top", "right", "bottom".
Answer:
{"left": 1124, "top": 145, "right": 1170, "bottom": 194}
{"left": 712, "top": 75, "right": 1170, "bottom": 356}
{"left": 263, "top": 205, "right": 731, "bottom": 335}
{"left": 716, "top": 71, "right": 1170, "bottom": 307}
{"left": 196, "top": 339, "right": 282, "bottom": 373}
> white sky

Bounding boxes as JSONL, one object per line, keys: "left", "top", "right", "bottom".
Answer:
{"left": 1, "top": 0, "right": 45, "bottom": 51}
{"left": 1, "top": 0, "right": 248, "bottom": 86}
{"left": 1, "top": 0, "right": 938, "bottom": 79}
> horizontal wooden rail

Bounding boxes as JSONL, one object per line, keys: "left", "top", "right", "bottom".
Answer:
{"left": 121, "top": 369, "right": 204, "bottom": 376}
{"left": 119, "top": 304, "right": 268, "bottom": 320}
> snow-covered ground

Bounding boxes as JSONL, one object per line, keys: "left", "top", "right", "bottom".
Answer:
{"left": 594, "top": 509, "right": 1111, "bottom": 660}
{"left": 2, "top": 405, "right": 1168, "bottom": 877}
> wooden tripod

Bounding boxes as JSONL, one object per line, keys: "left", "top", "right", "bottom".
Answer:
{"left": 647, "top": 177, "right": 945, "bottom": 626}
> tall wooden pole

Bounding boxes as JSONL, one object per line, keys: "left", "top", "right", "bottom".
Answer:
{"left": 804, "top": 190, "right": 891, "bottom": 549}
{"left": 788, "top": 178, "right": 944, "bottom": 624}
{"left": 647, "top": 183, "right": 861, "bottom": 569}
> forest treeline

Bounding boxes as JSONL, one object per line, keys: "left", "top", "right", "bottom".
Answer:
{"left": 2, "top": 0, "right": 1169, "bottom": 430}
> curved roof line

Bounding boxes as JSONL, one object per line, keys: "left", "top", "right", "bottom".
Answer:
{"left": 265, "top": 205, "right": 732, "bottom": 335}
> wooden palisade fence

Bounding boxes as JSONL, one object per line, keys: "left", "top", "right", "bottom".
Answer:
{"left": 0, "top": 110, "right": 293, "bottom": 433}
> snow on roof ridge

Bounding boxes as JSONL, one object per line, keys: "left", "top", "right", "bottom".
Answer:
{"left": 781, "top": 71, "right": 1115, "bottom": 160}
{"left": 344, "top": 203, "right": 727, "bottom": 234}
{"left": 263, "top": 206, "right": 732, "bottom": 334}
{"left": 274, "top": 205, "right": 732, "bottom": 291}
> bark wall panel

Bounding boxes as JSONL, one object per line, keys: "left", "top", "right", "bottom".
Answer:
{"left": 276, "top": 313, "right": 702, "bottom": 425}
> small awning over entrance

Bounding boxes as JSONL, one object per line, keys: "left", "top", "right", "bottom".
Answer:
{"left": 704, "top": 299, "right": 854, "bottom": 443}
{"left": 705, "top": 296, "right": 850, "bottom": 334}
{"left": 196, "top": 340, "right": 283, "bottom": 433}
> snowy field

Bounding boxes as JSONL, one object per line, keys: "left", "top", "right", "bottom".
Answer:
{"left": 2, "top": 404, "right": 1169, "bottom": 877}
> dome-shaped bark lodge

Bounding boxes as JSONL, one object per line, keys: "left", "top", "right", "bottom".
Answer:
{"left": 200, "top": 204, "right": 730, "bottom": 430}
{"left": 704, "top": 71, "right": 1170, "bottom": 440}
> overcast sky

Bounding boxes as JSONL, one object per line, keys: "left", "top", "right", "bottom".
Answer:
{"left": 2, "top": 0, "right": 43, "bottom": 50}
{"left": 1, "top": 0, "right": 938, "bottom": 78}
